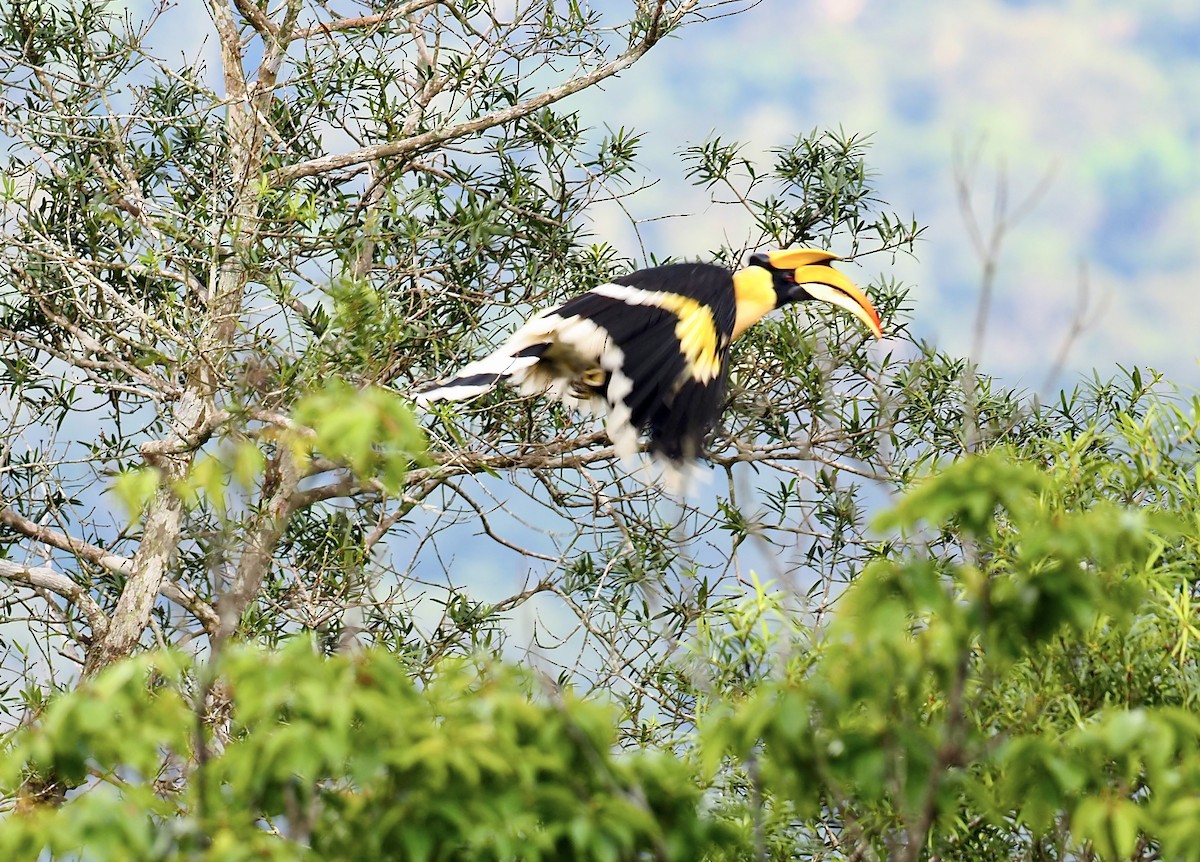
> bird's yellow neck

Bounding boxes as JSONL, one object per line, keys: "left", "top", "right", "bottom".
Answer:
{"left": 732, "top": 267, "right": 777, "bottom": 339}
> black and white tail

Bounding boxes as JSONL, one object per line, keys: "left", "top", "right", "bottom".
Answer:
{"left": 411, "top": 270, "right": 741, "bottom": 494}
{"left": 411, "top": 342, "right": 547, "bottom": 406}
{"left": 411, "top": 309, "right": 634, "bottom": 450}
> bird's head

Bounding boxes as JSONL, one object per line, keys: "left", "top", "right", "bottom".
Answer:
{"left": 747, "top": 248, "right": 883, "bottom": 338}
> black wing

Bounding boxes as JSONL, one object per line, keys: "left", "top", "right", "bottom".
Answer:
{"left": 559, "top": 263, "right": 737, "bottom": 463}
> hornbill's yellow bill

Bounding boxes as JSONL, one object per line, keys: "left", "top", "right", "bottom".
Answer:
{"left": 414, "top": 248, "right": 883, "bottom": 473}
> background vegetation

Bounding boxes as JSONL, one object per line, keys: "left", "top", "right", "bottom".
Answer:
{"left": 1, "top": 1, "right": 1197, "bottom": 859}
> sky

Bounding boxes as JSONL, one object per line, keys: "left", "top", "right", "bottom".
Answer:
{"left": 572, "top": 0, "right": 1200, "bottom": 394}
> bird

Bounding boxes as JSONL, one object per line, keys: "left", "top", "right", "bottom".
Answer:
{"left": 414, "top": 248, "right": 882, "bottom": 475}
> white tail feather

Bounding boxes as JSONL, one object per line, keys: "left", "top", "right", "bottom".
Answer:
{"left": 412, "top": 350, "right": 540, "bottom": 407}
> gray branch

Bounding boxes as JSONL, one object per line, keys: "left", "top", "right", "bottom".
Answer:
{"left": 266, "top": 0, "right": 698, "bottom": 186}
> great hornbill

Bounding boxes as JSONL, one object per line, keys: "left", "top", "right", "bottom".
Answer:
{"left": 415, "top": 249, "right": 882, "bottom": 472}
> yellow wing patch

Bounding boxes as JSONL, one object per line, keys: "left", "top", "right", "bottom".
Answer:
{"left": 588, "top": 282, "right": 728, "bottom": 382}
{"left": 654, "top": 293, "right": 724, "bottom": 382}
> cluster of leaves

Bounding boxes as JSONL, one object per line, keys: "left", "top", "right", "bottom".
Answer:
{"left": 690, "top": 385, "right": 1200, "bottom": 860}
{"left": 292, "top": 379, "right": 428, "bottom": 495}
{"left": 1, "top": 641, "right": 734, "bottom": 861}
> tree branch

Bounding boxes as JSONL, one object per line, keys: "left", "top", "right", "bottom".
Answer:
{"left": 290, "top": 0, "right": 442, "bottom": 41}
{"left": 0, "top": 507, "right": 133, "bottom": 576}
{"left": 81, "top": 0, "right": 278, "bottom": 675}
{"left": 0, "top": 506, "right": 219, "bottom": 636}
{"left": 217, "top": 446, "right": 302, "bottom": 640}
{"left": 0, "top": 559, "right": 109, "bottom": 644}
{"left": 266, "top": 2, "right": 695, "bottom": 186}
{"left": 232, "top": 0, "right": 277, "bottom": 37}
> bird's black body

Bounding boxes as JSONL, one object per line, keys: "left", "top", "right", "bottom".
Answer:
{"left": 603, "top": 264, "right": 736, "bottom": 461}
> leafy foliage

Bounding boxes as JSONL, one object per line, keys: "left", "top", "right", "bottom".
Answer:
{"left": 7, "top": 402, "right": 1200, "bottom": 859}
{"left": 3, "top": 2, "right": 1200, "bottom": 860}
{"left": 0, "top": 642, "right": 733, "bottom": 861}
{"left": 697, "top": 391, "right": 1200, "bottom": 860}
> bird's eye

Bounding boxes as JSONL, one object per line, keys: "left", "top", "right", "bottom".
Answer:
{"left": 783, "top": 272, "right": 796, "bottom": 283}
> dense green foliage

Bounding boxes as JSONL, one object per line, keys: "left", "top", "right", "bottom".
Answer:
{"left": 7, "top": 389, "right": 1200, "bottom": 859}
{"left": 2, "top": 644, "right": 732, "bottom": 860}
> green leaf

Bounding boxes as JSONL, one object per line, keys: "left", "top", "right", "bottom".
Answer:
{"left": 110, "top": 467, "right": 161, "bottom": 520}
{"left": 231, "top": 440, "right": 266, "bottom": 489}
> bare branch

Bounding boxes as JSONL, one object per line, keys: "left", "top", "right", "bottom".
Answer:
{"left": 217, "top": 447, "right": 302, "bottom": 640}
{"left": 0, "top": 559, "right": 109, "bottom": 644}
{"left": 267, "top": 2, "right": 696, "bottom": 186}
{"left": 0, "top": 506, "right": 132, "bottom": 576}
{"left": 953, "top": 142, "right": 1056, "bottom": 363}
{"left": 1041, "top": 259, "right": 1111, "bottom": 392}
{"left": 232, "top": 0, "right": 278, "bottom": 37}
{"left": 290, "top": 1, "right": 443, "bottom": 41}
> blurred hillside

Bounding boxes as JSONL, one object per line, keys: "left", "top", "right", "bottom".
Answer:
{"left": 575, "top": 0, "right": 1200, "bottom": 392}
